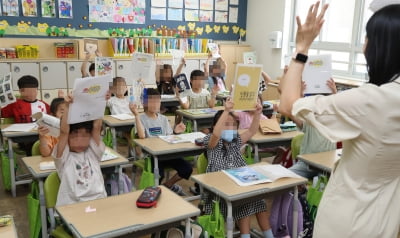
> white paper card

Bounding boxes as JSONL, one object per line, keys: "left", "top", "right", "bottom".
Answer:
{"left": 131, "top": 52, "right": 156, "bottom": 85}
{"left": 302, "top": 54, "right": 332, "bottom": 94}
{"left": 32, "top": 112, "right": 60, "bottom": 137}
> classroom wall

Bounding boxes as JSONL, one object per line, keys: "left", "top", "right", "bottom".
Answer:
{"left": 246, "top": 0, "right": 286, "bottom": 80}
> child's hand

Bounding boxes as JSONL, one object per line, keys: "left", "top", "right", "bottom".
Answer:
{"left": 64, "top": 92, "right": 73, "bottom": 104}
{"left": 327, "top": 78, "right": 337, "bottom": 94}
{"left": 105, "top": 90, "right": 111, "bottom": 100}
{"left": 38, "top": 125, "right": 49, "bottom": 136}
{"left": 95, "top": 50, "right": 102, "bottom": 57}
{"left": 207, "top": 52, "right": 212, "bottom": 59}
{"left": 255, "top": 101, "right": 263, "bottom": 114}
{"left": 174, "top": 122, "right": 186, "bottom": 134}
{"left": 84, "top": 52, "right": 91, "bottom": 60}
{"left": 211, "top": 84, "right": 220, "bottom": 96}
{"left": 175, "top": 86, "right": 180, "bottom": 98}
{"left": 129, "top": 103, "right": 139, "bottom": 116}
{"left": 225, "top": 97, "right": 234, "bottom": 111}
{"left": 58, "top": 89, "right": 65, "bottom": 98}
{"left": 180, "top": 57, "right": 186, "bottom": 65}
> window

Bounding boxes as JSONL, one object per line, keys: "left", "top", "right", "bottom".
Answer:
{"left": 286, "top": 0, "right": 373, "bottom": 80}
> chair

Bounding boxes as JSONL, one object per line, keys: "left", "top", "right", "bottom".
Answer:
{"left": 44, "top": 172, "right": 72, "bottom": 238}
{"left": 31, "top": 140, "right": 41, "bottom": 156}
{"left": 291, "top": 134, "right": 304, "bottom": 161}
{"left": 196, "top": 153, "right": 208, "bottom": 174}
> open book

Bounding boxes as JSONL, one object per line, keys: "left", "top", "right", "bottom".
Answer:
{"left": 223, "top": 164, "right": 302, "bottom": 186}
{"left": 159, "top": 132, "right": 206, "bottom": 144}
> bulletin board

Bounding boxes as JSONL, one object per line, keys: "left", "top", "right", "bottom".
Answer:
{"left": 0, "top": 0, "right": 247, "bottom": 41}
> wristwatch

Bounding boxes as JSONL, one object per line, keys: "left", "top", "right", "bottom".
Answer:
{"left": 292, "top": 52, "right": 308, "bottom": 63}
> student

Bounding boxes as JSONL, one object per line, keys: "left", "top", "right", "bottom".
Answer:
{"left": 106, "top": 77, "right": 130, "bottom": 115}
{"left": 37, "top": 97, "right": 66, "bottom": 157}
{"left": 52, "top": 94, "right": 106, "bottom": 206}
{"left": 233, "top": 95, "right": 275, "bottom": 130}
{"left": 204, "top": 54, "right": 228, "bottom": 92}
{"left": 1, "top": 75, "right": 50, "bottom": 156}
{"left": 279, "top": 2, "right": 400, "bottom": 237}
{"left": 130, "top": 88, "right": 192, "bottom": 196}
{"left": 202, "top": 98, "right": 274, "bottom": 238}
{"left": 155, "top": 59, "right": 185, "bottom": 95}
{"left": 177, "top": 70, "right": 218, "bottom": 109}
{"left": 81, "top": 50, "right": 101, "bottom": 78}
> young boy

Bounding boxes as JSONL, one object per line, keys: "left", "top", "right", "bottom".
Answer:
{"left": 177, "top": 70, "right": 218, "bottom": 109}
{"left": 53, "top": 94, "right": 106, "bottom": 206}
{"left": 130, "top": 88, "right": 192, "bottom": 196}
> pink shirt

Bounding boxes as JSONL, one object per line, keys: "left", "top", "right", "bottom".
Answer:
{"left": 237, "top": 111, "right": 267, "bottom": 129}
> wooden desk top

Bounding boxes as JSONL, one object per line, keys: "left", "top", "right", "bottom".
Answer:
{"left": 56, "top": 186, "right": 200, "bottom": 238}
{"left": 134, "top": 137, "right": 204, "bottom": 156}
{"left": 0, "top": 216, "right": 17, "bottom": 238}
{"left": 297, "top": 149, "right": 342, "bottom": 173}
{"left": 1, "top": 124, "right": 38, "bottom": 137}
{"left": 102, "top": 115, "right": 136, "bottom": 127}
{"left": 22, "top": 148, "right": 129, "bottom": 179}
{"left": 249, "top": 130, "right": 302, "bottom": 143}
{"left": 176, "top": 106, "right": 224, "bottom": 120}
{"left": 191, "top": 162, "right": 307, "bottom": 201}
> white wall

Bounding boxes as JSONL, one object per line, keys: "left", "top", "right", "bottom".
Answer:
{"left": 246, "top": 0, "right": 287, "bottom": 80}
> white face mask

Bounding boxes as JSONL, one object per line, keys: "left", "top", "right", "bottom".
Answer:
{"left": 221, "top": 130, "right": 238, "bottom": 142}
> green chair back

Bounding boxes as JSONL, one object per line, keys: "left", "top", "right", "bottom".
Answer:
{"left": 31, "top": 140, "right": 41, "bottom": 156}
{"left": 196, "top": 153, "right": 208, "bottom": 174}
{"left": 291, "top": 133, "right": 305, "bottom": 160}
{"left": 104, "top": 106, "right": 111, "bottom": 115}
{"left": 44, "top": 172, "right": 60, "bottom": 208}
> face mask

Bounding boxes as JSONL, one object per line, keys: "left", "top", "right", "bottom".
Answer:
{"left": 221, "top": 130, "right": 238, "bottom": 143}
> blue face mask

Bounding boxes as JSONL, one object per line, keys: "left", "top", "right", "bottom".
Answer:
{"left": 221, "top": 130, "right": 238, "bottom": 143}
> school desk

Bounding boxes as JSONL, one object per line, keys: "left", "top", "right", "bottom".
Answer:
{"left": 102, "top": 115, "right": 136, "bottom": 151}
{"left": 248, "top": 130, "right": 303, "bottom": 162}
{"left": 0, "top": 215, "right": 18, "bottom": 238}
{"left": 161, "top": 96, "right": 180, "bottom": 108}
{"left": 56, "top": 186, "right": 200, "bottom": 238}
{"left": 1, "top": 124, "right": 39, "bottom": 197}
{"left": 176, "top": 106, "right": 224, "bottom": 131}
{"left": 21, "top": 149, "right": 129, "bottom": 238}
{"left": 297, "top": 149, "right": 342, "bottom": 173}
{"left": 134, "top": 136, "right": 204, "bottom": 186}
{"left": 191, "top": 162, "right": 308, "bottom": 238}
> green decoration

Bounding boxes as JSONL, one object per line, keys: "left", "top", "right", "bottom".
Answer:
{"left": 0, "top": 29, "right": 5, "bottom": 37}
{"left": 46, "top": 27, "right": 52, "bottom": 36}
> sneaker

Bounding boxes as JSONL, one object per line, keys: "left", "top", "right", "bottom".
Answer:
{"left": 169, "top": 184, "right": 187, "bottom": 196}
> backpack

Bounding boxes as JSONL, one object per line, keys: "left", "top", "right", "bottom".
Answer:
{"left": 152, "top": 220, "right": 205, "bottom": 238}
{"left": 269, "top": 191, "right": 303, "bottom": 238}
{"left": 298, "top": 188, "right": 314, "bottom": 238}
{"left": 105, "top": 172, "right": 132, "bottom": 196}
{"left": 272, "top": 146, "right": 293, "bottom": 169}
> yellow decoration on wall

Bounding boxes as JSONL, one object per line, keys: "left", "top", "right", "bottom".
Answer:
{"left": 222, "top": 25, "right": 230, "bottom": 34}
{"left": 177, "top": 25, "right": 186, "bottom": 31}
{"left": 17, "top": 22, "right": 30, "bottom": 33}
{"left": 232, "top": 25, "right": 240, "bottom": 34}
{"left": 0, "top": 20, "right": 9, "bottom": 30}
{"left": 187, "top": 22, "right": 196, "bottom": 31}
{"left": 240, "top": 28, "right": 246, "bottom": 37}
{"left": 205, "top": 25, "right": 213, "bottom": 34}
{"left": 195, "top": 27, "right": 204, "bottom": 35}
{"left": 213, "top": 25, "right": 221, "bottom": 34}
{"left": 37, "top": 23, "right": 49, "bottom": 33}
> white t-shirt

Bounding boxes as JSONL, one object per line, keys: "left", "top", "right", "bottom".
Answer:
{"left": 107, "top": 96, "right": 131, "bottom": 115}
{"left": 53, "top": 139, "right": 107, "bottom": 206}
{"left": 184, "top": 88, "right": 211, "bottom": 109}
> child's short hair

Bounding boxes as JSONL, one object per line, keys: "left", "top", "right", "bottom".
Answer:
{"left": 50, "top": 98, "right": 65, "bottom": 115}
{"left": 210, "top": 110, "right": 239, "bottom": 133}
{"left": 146, "top": 88, "right": 161, "bottom": 99}
{"left": 17, "top": 75, "right": 39, "bottom": 89}
{"left": 190, "top": 70, "right": 205, "bottom": 80}
{"left": 89, "top": 63, "right": 95, "bottom": 72}
{"left": 160, "top": 64, "right": 173, "bottom": 78}
{"left": 69, "top": 120, "right": 93, "bottom": 134}
{"left": 113, "top": 77, "right": 126, "bottom": 86}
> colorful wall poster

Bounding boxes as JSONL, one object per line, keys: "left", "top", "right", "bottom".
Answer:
{"left": 41, "top": 0, "right": 56, "bottom": 18}
{"left": 151, "top": 0, "right": 166, "bottom": 7}
{"left": 169, "top": 0, "right": 183, "bottom": 8}
{"left": 243, "top": 51, "right": 257, "bottom": 64}
{"left": 215, "top": 11, "right": 227, "bottom": 23}
{"left": 95, "top": 57, "right": 114, "bottom": 77}
{"left": 0, "top": 73, "right": 16, "bottom": 107}
{"left": 2, "top": 0, "right": 19, "bottom": 16}
{"left": 88, "top": 0, "right": 146, "bottom": 24}
{"left": 83, "top": 38, "right": 98, "bottom": 55}
{"left": 200, "top": 0, "right": 213, "bottom": 10}
{"left": 185, "top": 0, "right": 199, "bottom": 9}
{"left": 199, "top": 10, "right": 213, "bottom": 22}
{"left": 151, "top": 7, "right": 166, "bottom": 20}
{"left": 168, "top": 8, "right": 183, "bottom": 21}
{"left": 229, "top": 7, "right": 238, "bottom": 23}
{"left": 232, "top": 64, "right": 263, "bottom": 111}
{"left": 22, "top": 0, "right": 37, "bottom": 16}
{"left": 215, "top": 0, "right": 228, "bottom": 11}
{"left": 58, "top": 0, "right": 72, "bottom": 19}
{"left": 185, "top": 9, "right": 199, "bottom": 21}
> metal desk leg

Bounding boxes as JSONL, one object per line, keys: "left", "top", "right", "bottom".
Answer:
{"left": 193, "top": 120, "right": 198, "bottom": 132}
{"left": 8, "top": 139, "right": 16, "bottom": 197}
{"left": 254, "top": 143, "right": 260, "bottom": 163}
{"left": 153, "top": 156, "right": 160, "bottom": 186}
{"left": 185, "top": 217, "right": 191, "bottom": 238}
{"left": 226, "top": 201, "right": 234, "bottom": 238}
{"left": 111, "top": 127, "right": 117, "bottom": 151}
{"left": 38, "top": 179, "right": 48, "bottom": 238}
{"left": 292, "top": 186, "right": 299, "bottom": 238}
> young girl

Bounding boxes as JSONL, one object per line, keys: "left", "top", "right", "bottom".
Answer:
{"left": 234, "top": 95, "right": 276, "bottom": 130}
{"left": 106, "top": 77, "right": 130, "bottom": 115}
{"left": 204, "top": 54, "right": 228, "bottom": 93}
{"left": 202, "top": 98, "right": 274, "bottom": 238}
{"left": 52, "top": 94, "right": 106, "bottom": 206}
{"left": 37, "top": 97, "right": 67, "bottom": 157}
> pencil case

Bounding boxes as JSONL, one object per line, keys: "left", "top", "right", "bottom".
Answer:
{"left": 136, "top": 186, "right": 161, "bottom": 208}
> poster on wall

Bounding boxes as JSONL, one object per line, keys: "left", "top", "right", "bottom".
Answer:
{"left": 200, "top": 0, "right": 213, "bottom": 10}
{"left": 199, "top": 10, "right": 213, "bottom": 22}
{"left": 152, "top": 0, "right": 166, "bottom": 7}
{"left": 215, "top": 0, "right": 228, "bottom": 11}
{"left": 0, "top": 73, "right": 16, "bottom": 107}
{"left": 58, "top": 0, "right": 72, "bottom": 18}
{"left": 41, "top": 0, "right": 56, "bottom": 18}
{"left": 151, "top": 7, "right": 166, "bottom": 20}
{"left": 185, "top": 9, "right": 199, "bottom": 21}
{"left": 229, "top": 7, "right": 238, "bottom": 23}
{"left": 215, "top": 11, "right": 227, "bottom": 23}
{"left": 168, "top": 8, "right": 183, "bottom": 21}
{"left": 230, "top": 0, "right": 239, "bottom": 5}
{"left": 2, "top": 0, "right": 19, "bottom": 16}
{"left": 169, "top": 0, "right": 183, "bottom": 8}
{"left": 88, "top": 0, "right": 146, "bottom": 24}
{"left": 22, "top": 0, "right": 37, "bottom": 16}
{"left": 185, "top": 0, "right": 199, "bottom": 9}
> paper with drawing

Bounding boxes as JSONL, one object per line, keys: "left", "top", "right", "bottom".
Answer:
{"left": 302, "top": 54, "right": 332, "bottom": 94}
{"left": 232, "top": 64, "right": 262, "bottom": 111}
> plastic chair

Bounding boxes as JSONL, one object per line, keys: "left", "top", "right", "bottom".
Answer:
{"left": 196, "top": 153, "right": 208, "bottom": 174}
{"left": 31, "top": 140, "right": 41, "bottom": 156}
{"left": 291, "top": 134, "right": 304, "bottom": 161}
{"left": 104, "top": 106, "right": 111, "bottom": 115}
{"left": 44, "top": 172, "right": 72, "bottom": 238}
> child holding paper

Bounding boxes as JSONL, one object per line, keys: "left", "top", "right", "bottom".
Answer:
{"left": 106, "top": 77, "right": 130, "bottom": 115}
{"left": 81, "top": 50, "right": 101, "bottom": 78}
{"left": 155, "top": 59, "right": 185, "bottom": 95}
{"left": 52, "top": 93, "right": 107, "bottom": 206}
{"left": 204, "top": 54, "right": 228, "bottom": 92}
{"left": 38, "top": 98, "right": 66, "bottom": 157}
{"left": 202, "top": 98, "right": 274, "bottom": 238}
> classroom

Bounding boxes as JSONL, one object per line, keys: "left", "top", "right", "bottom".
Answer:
{"left": 1, "top": 0, "right": 400, "bottom": 238}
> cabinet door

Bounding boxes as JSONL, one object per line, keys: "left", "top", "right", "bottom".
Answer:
{"left": 219, "top": 45, "right": 237, "bottom": 87}
{"left": 0, "top": 63, "right": 11, "bottom": 77}
{"left": 66, "top": 61, "right": 83, "bottom": 90}
{"left": 40, "top": 62, "right": 67, "bottom": 89}
{"left": 10, "top": 62, "right": 40, "bottom": 92}
{"left": 115, "top": 60, "right": 133, "bottom": 86}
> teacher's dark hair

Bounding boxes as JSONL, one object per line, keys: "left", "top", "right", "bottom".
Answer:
{"left": 365, "top": 5, "right": 400, "bottom": 86}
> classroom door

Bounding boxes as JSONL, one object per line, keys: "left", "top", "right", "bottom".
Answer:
{"left": 66, "top": 61, "right": 83, "bottom": 90}
{"left": 10, "top": 62, "right": 40, "bottom": 98}
{"left": 40, "top": 62, "right": 68, "bottom": 104}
